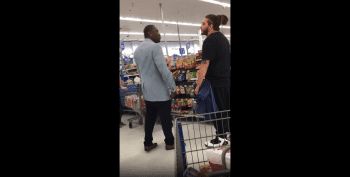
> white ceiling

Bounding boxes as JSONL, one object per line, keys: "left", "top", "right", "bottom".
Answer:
{"left": 120, "top": 0, "right": 231, "bottom": 41}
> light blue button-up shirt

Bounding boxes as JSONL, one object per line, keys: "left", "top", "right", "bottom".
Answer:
{"left": 134, "top": 38, "right": 176, "bottom": 101}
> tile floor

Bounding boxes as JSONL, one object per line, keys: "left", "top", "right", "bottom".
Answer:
{"left": 119, "top": 113, "right": 231, "bottom": 177}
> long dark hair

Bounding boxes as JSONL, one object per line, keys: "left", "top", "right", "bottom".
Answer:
{"left": 205, "top": 14, "right": 228, "bottom": 31}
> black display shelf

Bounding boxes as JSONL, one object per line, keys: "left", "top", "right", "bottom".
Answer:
{"left": 174, "top": 94, "right": 196, "bottom": 99}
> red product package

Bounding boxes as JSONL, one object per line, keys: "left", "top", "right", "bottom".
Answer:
{"left": 167, "top": 56, "right": 173, "bottom": 70}
{"left": 176, "top": 57, "right": 184, "bottom": 69}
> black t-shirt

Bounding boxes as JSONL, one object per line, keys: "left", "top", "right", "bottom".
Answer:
{"left": 202, "top": 32, "right": 231, "bottom": 88}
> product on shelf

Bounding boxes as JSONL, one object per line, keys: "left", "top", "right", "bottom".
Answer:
{"left": 178, "top": 99, "right": 183, "bottom": 107}
{"left": 166, "top": 56, "right": 174, "bottom": 70}
{"left": 176, "top": 86, "right": 180, "bottom": 95}
{"left": 192, "top": 72, "right": 197, "bottom": 78}
{"left": 183, "top": 98, "right": 188, "bottom": 107}
{"left": 180, "top": 85, "right": 185, "bottom": 94}
{"left": 177, "top": 57, "right": 184, "bottom": 69}
{"left": 186, "top": 85, "right": 191, "bottom": 95}
{"left": 188, "top": 98, "right": 193, "bottom": 107}
{"left": 184, "top": 56, "right": 188, "bottom": 69}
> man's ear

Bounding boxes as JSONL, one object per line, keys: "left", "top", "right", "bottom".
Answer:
{"left": 209, "top": 24, "right": 214, "bottom": 31}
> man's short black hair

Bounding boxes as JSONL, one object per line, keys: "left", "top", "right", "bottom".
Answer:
{"left": 144, "top": 25, "right": 155, "bottom": 38}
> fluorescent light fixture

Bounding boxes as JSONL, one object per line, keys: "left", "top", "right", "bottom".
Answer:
{"left": 120, "top": 17, "right": 230, "bottom": 29}
{"left": 120, "top": 32, "right": 199, "bottom": 36}
{"left": 199, "top": 0, "right": 230, "bottom": 7}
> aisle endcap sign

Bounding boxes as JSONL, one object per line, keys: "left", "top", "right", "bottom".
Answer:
{"left": 186, "top": 42, "right": 190, "bottom": 49}
{"left": 179, "top": 48, "right": 185, "bottom": 54}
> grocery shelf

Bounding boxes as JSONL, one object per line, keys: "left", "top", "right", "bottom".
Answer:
{"left": 125, "top": 74, "right": 139, "bottom": 77}
{"left": 190, "top": 78, "right": 198, "bottom": 80}
{"left": 126, "top": 68, "right": 137, "bottom": 71}
{"left": 196, "top": 59, "right": 202, "bottom": 61}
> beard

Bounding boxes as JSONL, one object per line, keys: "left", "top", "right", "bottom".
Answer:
{"left": 201, "top": 27, "right": 209, "bottom": 36}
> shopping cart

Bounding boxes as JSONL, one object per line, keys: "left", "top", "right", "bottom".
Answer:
{"left": 175, "top": 110, "right": 231, "bottom": 177}
{"left": 120, "top": 84, "right": 146, "bottom": 128}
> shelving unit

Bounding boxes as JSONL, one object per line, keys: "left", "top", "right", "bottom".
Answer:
{"left": 125, "top": 68, "right": 138, "bottom": 71}
{"left": 125, "top": 74, "right": 139, "bottom": 77}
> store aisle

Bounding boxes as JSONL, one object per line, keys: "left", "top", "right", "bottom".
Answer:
{"left": 120, "top": 114, "right": 176, "bottom": 177}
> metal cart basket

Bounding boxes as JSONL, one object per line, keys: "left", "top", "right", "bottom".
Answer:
{"left": 120, "top": 84, "right": 146, "bottom": 128}
{"left": 175, "top": 110, "right": 231, "bottom": 177}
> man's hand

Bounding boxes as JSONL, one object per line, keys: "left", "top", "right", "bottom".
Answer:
{"left": 170, "top": 91, "right": 176, "bottom": 100}
{"left": 122, "top": 87, "right": 128, "bottom": 91}
{"left": 195, "top": 87, "right": 199, "bottom": 95}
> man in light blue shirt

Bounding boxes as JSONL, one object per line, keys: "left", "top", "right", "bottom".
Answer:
{"left": 134, "top": 25, "right": 176, "bottom": 152}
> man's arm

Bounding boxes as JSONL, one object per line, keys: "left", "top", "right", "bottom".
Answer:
{"left": 153, "top": 45, "right": 176, "bottom": 92}
{"left": 195, "top": 60, "right": 210, "bottom": 94}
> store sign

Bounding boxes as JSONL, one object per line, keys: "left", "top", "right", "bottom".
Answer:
{"left": 186, "top": 42, "right": 190, "bottom": 49}
{"left": 121, "top": 41, "right": 125, "bottom": 51}
{"left": 179, "top": 48, "right": 185, "bottom": 54}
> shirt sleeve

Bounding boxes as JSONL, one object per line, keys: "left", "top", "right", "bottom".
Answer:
{"left": 152, "top": 44, "right": 176, "bottom": 91}
{"left": 202, "top": 38, "right": 216, "bottom": 62}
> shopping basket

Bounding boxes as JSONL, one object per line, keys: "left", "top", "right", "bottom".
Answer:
{"left": 175, "top": 110, "right": 231, "bottom": 177}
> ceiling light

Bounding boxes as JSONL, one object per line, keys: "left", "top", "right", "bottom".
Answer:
{"left": 120, "top": 17, "right": 230, "bottom": 29}
{"left": 199, "top": 0, "right": 230, "bottom": 7}
{"left": 120, "top": 32, "right": 199, "bottom": 36}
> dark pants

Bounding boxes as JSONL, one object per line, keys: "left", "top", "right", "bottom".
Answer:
{"left": 211, "top": 87, "right": 231, "bottom": 139}
{"left": 144, "top": 100, "right": 174, "bottom": 146}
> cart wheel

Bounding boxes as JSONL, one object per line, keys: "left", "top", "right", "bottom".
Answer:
{"left": 129, "top": 122, "right": 132, "bottom": 128}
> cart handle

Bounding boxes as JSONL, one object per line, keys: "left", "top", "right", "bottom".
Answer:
{"left": 221, "top": 146, "right": 231, "bottom": 170}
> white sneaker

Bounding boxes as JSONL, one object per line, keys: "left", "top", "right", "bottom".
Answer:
{"left": 205, "top": 137, "right": 228, "bottom": 148}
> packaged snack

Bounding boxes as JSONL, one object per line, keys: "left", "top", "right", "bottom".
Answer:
{"left": 177, "top": 86, "right": 181, "bottom": 95}
{"left": 193, "top": 72, "right": 197, "bottom": 78}
{"left": 190, "top": 88, "right": 195, "bottom": 96}
{"left": 186, "top": 58, "right": 191, "bottom": 69}
{"left": 199, "top": 165, "right": 212, "bottom": 175}
{"left": 188, "top": 98, "right": 193, "bottom": 107}
{"left": 183, "top": 98, "right": 188, "bottom": 107}
{"left": 171, "top": 58, "right": 176, "bottom": 70}
{"left": 189, "top": 55, "right": 195, "bottom": 68}
{"left": 181, "top": 86, "right": 186, "bottom": 94}
{"left": 179, "top": 100, "right": 183, "bottom": 107}
{"left": 176, "top": 57, "right": 184, "bottom": 69}
{"left": 166, "top": 56, "right": 174, "bottom": 70}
